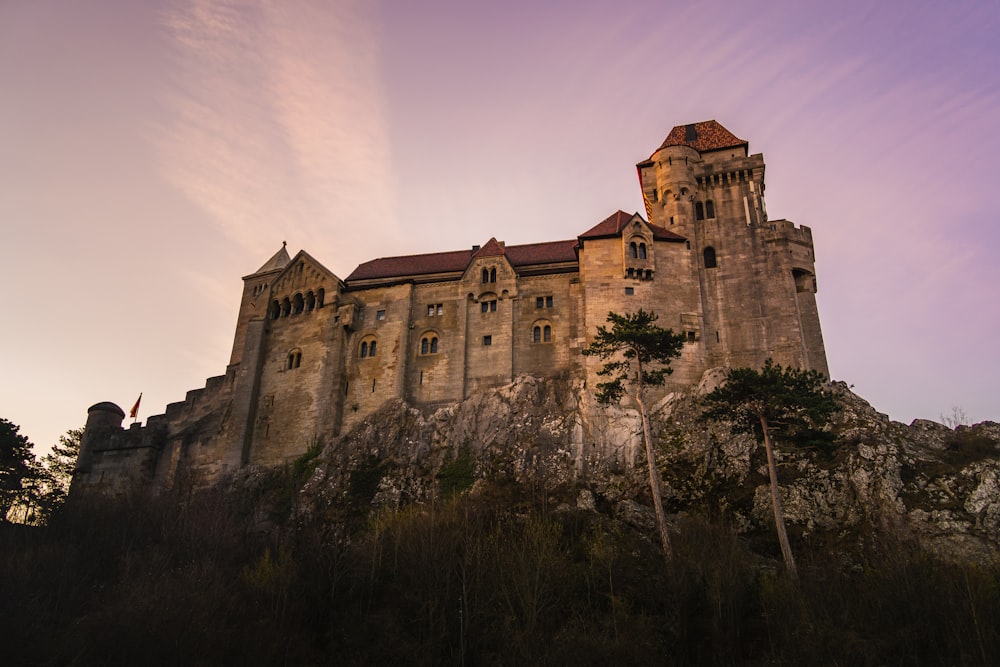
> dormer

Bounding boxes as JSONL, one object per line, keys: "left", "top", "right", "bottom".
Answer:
{"left": 578, "top": 211, "right": 685, "bottom": 281}
{"left": 464, "top": 237, "right": 517, "bottom": 300}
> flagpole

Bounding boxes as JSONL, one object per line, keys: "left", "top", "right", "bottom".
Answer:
{"left": 129, "top": 393, "right": 142, "bottom": 424}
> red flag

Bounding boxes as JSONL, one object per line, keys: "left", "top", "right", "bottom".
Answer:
{"left": 129, "top": 393, "right": 142, "bottom": 419}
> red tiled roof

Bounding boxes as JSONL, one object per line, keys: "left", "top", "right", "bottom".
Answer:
{"left": 345, "top": 239, "right": 579, "bottom": 283}
{"left": 472, "top": 237, "right": 505, "bottom": 258}
{"left": 346, "top": 249, "right": 472, "bottom": 282}
{"left": 655, "top": 120, "right": 747, "bottom": 154}
{"left": 579, "top": 210, "right": 686, "bottom": 242}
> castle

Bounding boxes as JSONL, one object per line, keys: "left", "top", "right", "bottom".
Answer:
{"left": 74, "top": 121, "right": 828, "bottom": 493}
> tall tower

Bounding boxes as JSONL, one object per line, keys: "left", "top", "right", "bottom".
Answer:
{"left": 637, "top": 121, "right": 828, "bottom": 376}
{"left": 229, "top": 243, "right": 290, "bottom": 366}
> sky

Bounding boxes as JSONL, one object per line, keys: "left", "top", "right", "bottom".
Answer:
{"left": 2, "top": 0, "right": 998, "bottom": 456}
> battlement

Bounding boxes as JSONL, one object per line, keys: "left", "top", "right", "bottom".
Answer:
{"left": 74, "top": 120, "right": 829, "bottom": 494}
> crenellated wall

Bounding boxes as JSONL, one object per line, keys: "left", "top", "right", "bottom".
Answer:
{"left": 74, "top": 121, "right": 830, "bottom": 495}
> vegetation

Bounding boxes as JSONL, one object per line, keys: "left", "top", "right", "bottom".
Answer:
{"left": 582, "top": 309, "right": 686, "bottom": 559}
{"left": 2, "top": 479, "right": 997, "bottom": 666}
{"left": 701, "top": 359, "right": 836, "bottom": 579}
{"left": 1, "top": 420, "right": 81, "bottom": 524}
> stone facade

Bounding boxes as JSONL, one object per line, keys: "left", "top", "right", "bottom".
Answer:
{"left": 73, "top": 121, "right": 828, "bottom": 493}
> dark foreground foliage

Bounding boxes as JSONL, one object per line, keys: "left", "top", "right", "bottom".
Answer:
{"left": 2, "top": 479, "right": 999, "bottom": 666}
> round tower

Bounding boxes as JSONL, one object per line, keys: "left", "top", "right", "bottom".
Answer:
{"left": 647, "top": 144, "right": 701, "bottom": 232}
{"left": 77, "top": 401, "right": 125, "bottom": 473}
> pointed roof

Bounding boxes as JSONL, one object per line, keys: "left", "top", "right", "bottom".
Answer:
{"left": 655, "top": 120, "right": 747, "bottom": 154}
{"left": 472, "top": 237, "right": 506, "bottom": 258}
{"left": 255, "top": 242, "right": 291, "bottom": 274}
{"left": 578, "top": 210, "right": 686, "bottom": 242}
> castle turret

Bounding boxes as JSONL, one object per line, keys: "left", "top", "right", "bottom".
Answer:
{"left": 229, "top": 243, "right": 290, "bottom": 366}
{"left": 638, "top": 120, "right": 828, "bottom": 376}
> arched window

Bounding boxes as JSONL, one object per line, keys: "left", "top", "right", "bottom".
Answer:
{"left": 420, "top": 335, "right": 439, "bottom": 355}
{"left": 629, "top": 242, "right": 638, "bottom": 258}
{"left": 316, "top": 288, "right": 325, "bottom": 308}
{"left": 292, "top": 293, "right": 304, "bottom": 314}
{"left": 638, "top": 243, "right": 647, "bottom": 259}
{"left": 305, "top": 291, "right": 316, "bottom": 312}
{"left": 705, "top": 200, "right": 715, "bottom": 218}
{"left": 490, "top": 267, "right": 496, "bottom": 283}
{"left": 695, "top": 202, "right": 705, "bottom": 220}
{"left": 269, "top": 300, "right": 280, "bottom": 320}
{"left": 281, "top": 297, "right": 291, "bottom": 317}
{"left": 704, "top": 246, "right": 717, "bottom": 269}
{"left": 287, "top": 350, "right": 302, "bottom": 369}
{"left": 360, "top": 341, "right": 369, "bottom": 358}
{"left": 532, "top": 321, "right": 553, "bottom": 344}
{"left": 482, "top": 268, "right": 489, "bottom": 283}
{"left": 369, "top": 340, "right": 377, "bottom": 356}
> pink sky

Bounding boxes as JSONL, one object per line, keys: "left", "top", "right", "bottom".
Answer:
{"left": 2, "top": 0, "right": 998, "bottom": 455}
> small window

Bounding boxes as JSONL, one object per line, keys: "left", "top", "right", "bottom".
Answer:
{"left": 533, "top": 326, "right": 541, "bottom": 342}
{"left": 292, "top": 293, "right": 304, "bottom": 314}
{"left": 705, "top": 200, "right": 715, "bottom": 218}
{"left": 482, "top": 268, "right": 489, "bottom": 283}
{"left": 625, "top": 287, "right": 634, "bottom": 295}
{"left": 305, "top": 291, "right": 316, "bottom": 311}
{"left": 685, "top": 241, "right": 691, "bottom": 250}
{"left": 481, "top": 300, "right": 497, "bottom": 312}
{"left": 270, "top": 300, "right": 280, "bottom": 320}
{"left": 369, "top": 341, "right": 377, "bottom": 356}
{"left": 544, "top": 325, "right": 551, "bottom": 342}
{"left": 483, "top": 335, "right": 492, "bottom": 346}
{"left": 695, "top": 202, "right": 705, "bottom": 220}
{"left": 536, "top": 296, "right": 553, "bottom": 308}
{"left": 360, "top": 341, "right": 369, "bottom": 358}
{"left": 490, "top": 268, "right": 496, "bottom": 283}
{"left": 545, "top": 295, "right": 552, "bottom": 308}
{"left": 704, "top": 247, "right": 717, "bottom": 269}
{"left": 316, "top": 288, "right": 324, "bottom": 308}
{"left": 629, "top": 241, "right": 638, "bottom": 258}
{"left": 436, "top": 304, "right": 443, "bottom": 316}
{"left": 281, "top": 298, "right": 291, "bottom": 317}
{"left": 638, "top": 243, "right": 647, "bottom": 259}
{"left": 420, "top": 335, "right": 439, "bottom": 355}
{"left": 686, "top": 331, "right": 696, "bottom": 342}
{"left": 360, "top": 339, "right": 376, "bottom": 358}
{"left": 427, "top": 304, "right": 435, "bottom": 316}
{"left": 376, "top": 309, "right": 386, "bottom": 321}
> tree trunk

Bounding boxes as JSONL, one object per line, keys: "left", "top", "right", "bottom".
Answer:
{"left": 760, "top": 415, "right": 798, "bottom": 579}
{"left": 636, "top": 391, "right": 672, "bottom": 560}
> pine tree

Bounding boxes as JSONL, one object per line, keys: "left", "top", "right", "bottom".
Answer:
{"left": 701, "top": 359, "right": 836, "bottom": 578}
{"left": 582, "top": 309, "right": 686, "bottom": 559}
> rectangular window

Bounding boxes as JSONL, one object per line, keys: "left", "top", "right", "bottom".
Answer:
{"left": 427, "top": 303, "right": 443, "bottom": 316}
{"left": 436, "top": 304, "right": 443, "bottom": 315}
{"left": 625, "top": 287, "right": 634, "bottom": 295}
{"left": 483, "top": 335, "right": 492, "bottom": 346}
{"left": 545, "top": 296, "right": 553, "bottom": 308}
{"left": 427, "top": 305, "right": 435, "bottom": 316}
{"left": 536, "top": 296, "right": 553, "bottom": 308}
{"left": 376, "top": 309, "right": 386, "bottom": 321}
{"left": 481, "top": 300, "right": 497, "bottom": 312}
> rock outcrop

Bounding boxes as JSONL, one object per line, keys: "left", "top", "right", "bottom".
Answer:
{"left": 294, "top": 372, "right": 999, "bottom": 563}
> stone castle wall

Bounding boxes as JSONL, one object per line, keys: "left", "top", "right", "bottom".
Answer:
{"left": 73, "top": 122, "right": 829, "bottom": 495}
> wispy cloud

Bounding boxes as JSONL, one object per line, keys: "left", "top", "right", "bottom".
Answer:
{"left": 155, "top": 0, "right": 399, "bottom": 272}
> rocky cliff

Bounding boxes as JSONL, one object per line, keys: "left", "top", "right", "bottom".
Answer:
{"left": 290, "top": 372, "right": 999, "bottom": 563}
